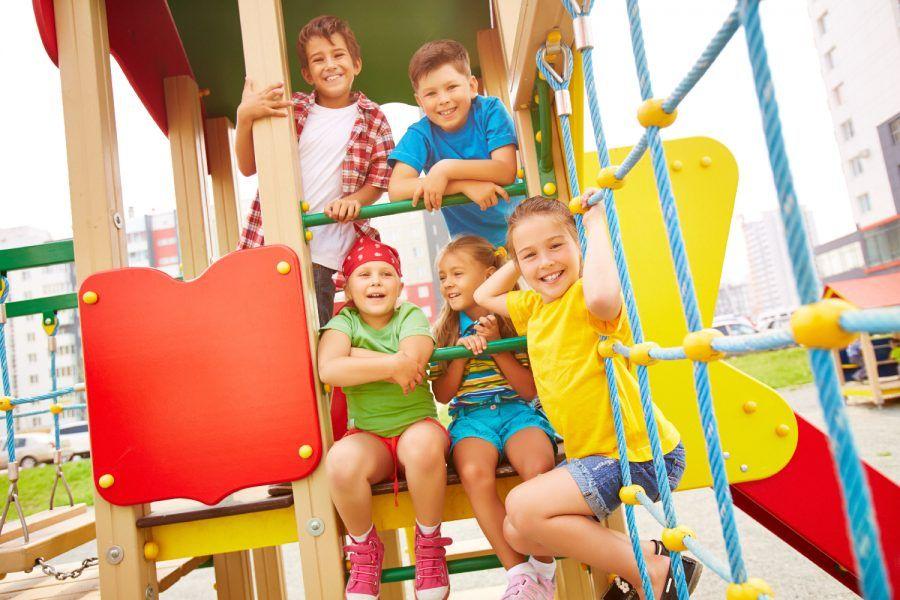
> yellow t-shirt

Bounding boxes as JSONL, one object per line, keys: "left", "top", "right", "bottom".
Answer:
{"left": 507, "top": 279, "right": 680, "bottom": 462}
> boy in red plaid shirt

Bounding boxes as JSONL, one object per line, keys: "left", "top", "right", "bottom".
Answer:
{"left": 235, "top": 15, "right": 394, "bottom": 327}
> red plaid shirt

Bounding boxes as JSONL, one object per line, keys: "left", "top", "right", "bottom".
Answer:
{"left": 237, "top": 91, "right": 394, "bottom": 249}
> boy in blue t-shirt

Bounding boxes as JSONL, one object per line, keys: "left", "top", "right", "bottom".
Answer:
{"left": 388, "top": 40, "right": 519, "bottom": 247}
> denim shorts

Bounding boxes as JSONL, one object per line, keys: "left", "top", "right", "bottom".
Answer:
{"left": 562, "top": 442, "right": 686, "bottom": 520}
{"left": 448, "top": 401, "right": 557, "bottom": 455}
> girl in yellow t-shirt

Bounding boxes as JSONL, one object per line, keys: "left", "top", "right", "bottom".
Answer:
{"left": 474, "top": 194, "right": 701, "bottom": 599}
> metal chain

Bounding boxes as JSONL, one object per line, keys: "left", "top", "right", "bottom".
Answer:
{"left": 35, "top": 557, "right": 99, "bottom": 581}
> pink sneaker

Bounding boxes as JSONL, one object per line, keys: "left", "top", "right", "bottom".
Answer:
{"left": 344, "top": 527, "right": 384, "bottom": 600}
{"left": 501, "top": 573, "right": 556, "bottom": 599}
{"left": 413, "top": 525, "right": 451, "bottom": 599}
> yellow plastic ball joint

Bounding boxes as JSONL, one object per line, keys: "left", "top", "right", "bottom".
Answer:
{"left": 619, "top": 484, "right": 646, "bottom": 506}
{"left": 0, "top": 398, "right": 12, "bottom": 412}
{"left": 629, "top": 342, "right": 659, "bottom": 366}
{"left": 98, "top": 474, "right": 115, "bottom": 489}
{"left": 516, "top": 168, "right": 525, "bottom": 179}
{"left": 790, "top": 299, "right": 858, "bottom": 349}
{"left": 661, "top": 525, "right": 696, "bottom": 553}
{"left": 300, "top": 201, "right": 310, "bottom": 212}
{"left": 533, "top": 94, "right": 540, "bottom": 105}
{"left": 568, "top": 196, "right": 585, "bottom": 215}
{"left": 82, "top": 291, "right": 99, "bottom": 305}
{"left": 742, "top": 401, "right": 758, "bottom": 415}
{"left": 597, "top": 338, "right": 617, "bottom": 359}
{"left": 305, "top": 230, "right": 313, "bottom": 242}
{"left": 276, "top": 261, "right": 291, "bottom": 275}
{"left": 775, "top": 424, "right": 791, "bottom": 438}
{"left": 637, "top": 98, "right": 678, "bottom": 129}
{"left": 726, "top": 578, "right": 774, "bottom": 600}
{"left": 547, "top": 29, "right": 562, "bottom": 46}
{"left": 323, "top": 383, "right": 332, "bottom": 394}
{"left": 49, "top": 404, "right": 64, "bottom": 415}
{"left": 143, "top": 542, "right": 160, "bottom": 561}
{"left": 683, "top": 328, "right": 725, "bottom": 362}
{"left": 542, "top": 182, "right": 557, "bottom": 196}
{"left": 596, "top": 166, "right": 625, "bottom": 190}
{"left": 299, "top": 445, "right": 314, "bottom": 459}
{"left": 535, "top": 130, "right": 542, "bottom": 144}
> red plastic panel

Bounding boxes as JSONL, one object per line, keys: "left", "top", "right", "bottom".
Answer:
{"left": 79, "top": 246, "right": 322, "bottom": 506}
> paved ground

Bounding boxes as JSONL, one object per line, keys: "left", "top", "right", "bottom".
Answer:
{"left": 47, "top": 385, "right": 898, "bottom": 598}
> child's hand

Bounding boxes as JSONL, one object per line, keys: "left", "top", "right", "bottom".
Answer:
{"left": 473, "top": 314, "right": 501, "bottom": 342}
{"left": 461, "top": 181, "right": 509, "bottom": 211}
{"left": 237, "top": 79, "right": 292, "bottom": 125}
{"left": 580, "top": 187, "right": 607, "bottom": 229}
{"left": 390, "top": 351, "right": 425, "bottom": 395}
{"left": 458, "top": 334, "right": 489, "bottom": 356}
{"left": 324, "top": 197, "right": 362, "bottom": 222}
{"left": 413, "top": 168, "right": 449, "bottom": 211}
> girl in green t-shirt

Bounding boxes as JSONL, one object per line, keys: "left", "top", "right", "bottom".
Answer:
{"left": 317, "top": 232, "right": 452, "bottom": 600}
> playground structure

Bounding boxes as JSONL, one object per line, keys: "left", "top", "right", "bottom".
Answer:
{"left": 0, "top": 0, "right": 897, "bottom": 598}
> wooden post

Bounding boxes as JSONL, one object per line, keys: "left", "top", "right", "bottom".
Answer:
{"left": 53, "top": 0, "right": 158, "bottom": 597}
{"left": 206, "top": 117, "right": 243, "bottom": 255}
{"left": 251, "top": 546, "right": 288, "bottom": 600}
{"left": 235, "top": 1, "right": 343, "bottom": 597}
{"left": 381, "top": 530, "right": 407, "bottom": 600}
{"left": 213, "top": 551, "right": 254, "bottom": 600}
{"left": 860, "top": 333, "right": 884, "bottom": 406}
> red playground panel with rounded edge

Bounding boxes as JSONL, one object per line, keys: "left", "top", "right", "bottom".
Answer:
{"left": 79, "top": 245, "right": 322, "bottom": 506}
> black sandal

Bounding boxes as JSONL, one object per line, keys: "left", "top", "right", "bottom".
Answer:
{"left": 602, "top": 540, "right": 703, "bottom": 600}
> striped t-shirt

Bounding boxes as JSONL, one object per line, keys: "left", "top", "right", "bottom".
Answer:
{"left": 430, "top": 313, "right": 533, "bottom": 413}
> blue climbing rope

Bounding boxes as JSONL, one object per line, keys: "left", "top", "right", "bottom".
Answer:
{"left": 738, "top": 1, "right": 890, "bottom": 597}
{"left": 47, "top": 317, "right": 61, "bottom": 451}
{"left": 0, "top": 276, "right": 15, "bottom": 463}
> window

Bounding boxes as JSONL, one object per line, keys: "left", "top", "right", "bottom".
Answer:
{"left": 157, "top": 237, "right": 177, "bottom": 246}
{"left": 832, "top": 84, "right": 843, "bottom": 106}
{"left": 891, "top": 117, "right": 900, "bottom": 144}
{"left": 61, "top": 424, "right": 88, "bottom": 434}
{"left": 26, "top": 333, "right": 35, "bottom": 342}
{"left": 27, "top": 353, "right": 37, "bottom": 363}
{"left": 849, "top": 157, "right": 864, "bottom": 177}
{"left": 856, "top": 193, "right": 872, "bottom": 213}
{"left": 824, "top": 47, "right": 835, "bottom": 70}
{"left": 817, "top": 11, "right": 829, "bottom": 34}
{"left": 28, "top": 375, "right": 39, "bottom": 384}
{"left": 840, "top": 119, "right": 855, "bottom": 141}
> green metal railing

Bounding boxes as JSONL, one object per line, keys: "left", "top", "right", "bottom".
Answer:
{"left": 380, "top": 554, "right": 503, "bottom": 583}
{"left": 432, "top": 336, "right": 526, "bottom": 361}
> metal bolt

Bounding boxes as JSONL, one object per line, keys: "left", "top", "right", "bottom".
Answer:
{"left": 723, "top": 451, "right": 731, "bottom": 460}
{"left": 112, "top": 212, "right": 124, "bottom": 229}
{"left": 306, "top": 517, "right": 325, "bottom": 537}
{"left": 740, "top": 464, "right": 749, "bottom": 473}
{"left": 145, "top": 584, "right": 156, "bottom": 599}
{"left": 106, "top": 545, "right": 124, "bottom": 565}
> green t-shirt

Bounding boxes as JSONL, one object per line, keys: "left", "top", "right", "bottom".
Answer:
{"left": 323, "top": 302, "right": 438, "bottom": 437}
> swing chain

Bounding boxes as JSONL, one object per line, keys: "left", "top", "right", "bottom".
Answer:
{"left": 35, "top": 556, "right": 99, "bottom": 581}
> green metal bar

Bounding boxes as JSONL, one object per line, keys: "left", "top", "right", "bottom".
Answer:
{"left": 5, "top": 294, "right": 77, "bottom": 318}
{"left": 380, "top": 554, "right": 503, "bottom": 583}
{"left": 431, "top": 336, "right": 526, "bottom": 362}
{"left": 0, "top": 240, "right": 74, "bottom": 272}
{"left": 538, "top": 77, "right": 553, "bottom": 173}
{"left": 302, "top": 182, "right": 527, "bottom": 228}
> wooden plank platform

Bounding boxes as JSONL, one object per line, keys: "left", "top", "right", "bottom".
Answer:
{"left": 0, "top": 509, "right": 95, "bottom": 574}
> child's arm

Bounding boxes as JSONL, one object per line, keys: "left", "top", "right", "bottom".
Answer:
{"left": 389, "top": 163, "right": 510, "bottom": 211}
{"left": 429, "top": 144, "right": 517, "bottom": 187}
{"left": 431, "top": 358, "right": 469, "bottom": 405}
{"left": 318, "top": 330, "right": 424, "bottom": 393}
{"left": 581, "top": 190, "right": 623, "bottom": 322}
{"left": 474, "top": 261, "right": 519, "bottom": 317}
{"left": 474, "top": 315, "right": 537, "bottom": 400}
{"left": 235, "top": 79, "right": 293, "bottom": 176}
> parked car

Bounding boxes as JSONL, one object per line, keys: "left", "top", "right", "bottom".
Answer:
{"left": 756, "top": 309, "right": 793, "bottom": 331}
{"left": 59, "top": 420, "right": 91, "bottom": 459}
{"left": 0, "top": 433, "right": 56, "bottom": 469}
{"left": 712, "top": 316, "right": 757, "bottom": 337}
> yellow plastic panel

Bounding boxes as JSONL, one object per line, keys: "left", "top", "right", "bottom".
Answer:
{"left": 579, "top": 137, "right": 798, "bottom": 489}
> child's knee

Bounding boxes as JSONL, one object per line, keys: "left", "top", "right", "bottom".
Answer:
{"left": 504, "top": 485, "right": 535, "bottom": 531}
{"left": 503, "top": 516, "right": 531, "bottom": 554}
{"left": 517, "top": 456, "right": 555, "bottom": 481}
{"left": 326, "top": 441, "right": 365, "bottom": 488}
{"left": 456, "top": 458, "right": 497, "bottom": 490}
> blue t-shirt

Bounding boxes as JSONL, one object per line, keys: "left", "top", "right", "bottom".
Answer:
{"left": 389, "top": 95, "right": 519, "bottom": 247}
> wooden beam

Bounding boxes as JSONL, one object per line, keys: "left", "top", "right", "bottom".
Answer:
{"left": 53, "top": 0, "right": 157, "bottom": 596}
{"left": 165, "top": 75, "right": 214, "bottom": 277}
{"left": 214, "top": 551, "right": 254, "bottom": 600}
{"left": 251, "top": 546, "right": 288, "bottom": 600}
{"left": 860, "top": 333, "right": 884, "bottom": 406}
{"left": 235, "top": 1, "right": 343, "bottom": 597}
{"left": 206, "top": 117, "right": 243, "bottom": 255}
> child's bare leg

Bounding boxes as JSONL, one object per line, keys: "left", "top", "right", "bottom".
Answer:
{"left": 504, "top": 427, "right": 556, "bottom": 566}
{"left": 325, "top": 433, "right": 394, "bottom": 536}
{"left": 453, "top": 438, "right": 526, "bottom": 568}
{"left": 397, "top": 420, "right": 449, "bottom": 526}
{"left": 504, "top": 468, "right": 669, "bottom": 599}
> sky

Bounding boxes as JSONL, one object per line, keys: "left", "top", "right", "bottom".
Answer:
{"left": 0, "top": 1, "right": 853, "bottom": 285}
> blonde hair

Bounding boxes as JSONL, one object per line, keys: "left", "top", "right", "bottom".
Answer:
{"left": 506, "top": 195, "right": 580, "bottom": 260}
{"left": 433, "top": 236, "right": 517, "bottom": 367}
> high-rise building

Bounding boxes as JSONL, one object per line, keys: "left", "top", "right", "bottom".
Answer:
{"left": 808, "top": 0, "right": 900, "bottom": 281}
{"left": 125, "top": 209, "right": 181, "bottom": 276}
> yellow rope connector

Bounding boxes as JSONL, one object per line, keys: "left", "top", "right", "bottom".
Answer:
{"left": 305, "top": 230, "right": 313, "bottom": 242}
{"left": 0, "top": 398, "right": 12, "bottom": 412}
{"left": 619, "top": 484, "right": 645, "bottom": 506}
{"left": 629, "top": 342, "right": 659, "bottom": 366}
{"left": 98, "top": 474, "right": 115, "bottom": 489}
{"left": 301, "top": 201, "right": 310, "bottom": 212}
{"left": 542, "top": 182, "right": 557, "bottom": 196}
{"left": 516, "top": 168, "right": 525, "bottom": 179}
{"left": 597, "top": 338, "right": 618, "bottom": 359}
{"left": 790, "top": 299, "right": 858, "bottom": 349}
{"left": 637, "top": 98, "right": 678, "bottom": 129}
{"left": 726, "top": 578, "right": 774, "bottom": 600}
{"left": 299, "top": 445, "right": 313, "bottom": 459}
{"left": 82, "top": 291, "right": 99, "bottom": 305}
{"left": 568, "top": 197, "right": 585, "bottom": 215}
{"left": 546, "top": 29, "right": 563, "bottom": 47}
{"left": 143, "top": 542, "right": 160, "bottom": 561}
{"left": 49, "top": 404, "right": 64, "bottom": 415}
{"left": 683, "top": 328, "right": 725, "bottom": 362}
{"left": 596, "top": 166, "right": 625, "bottom": 190}
{"left": 661, "top": 525, "right": 696, "bottom": 553}
{"left": 276, "top": 261, "right": 291, "bottom": 275}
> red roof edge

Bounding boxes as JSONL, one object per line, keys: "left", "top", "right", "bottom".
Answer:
{"left": 31, "top": 1, "right": 196, "bottom": 135}
{"left": 823, "top": 271, "right": 900, "bottom": 308}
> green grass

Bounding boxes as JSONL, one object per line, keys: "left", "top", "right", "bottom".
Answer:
{"left": 0, "top": 461, "right": 95, "bottom": 518}
{"left": 726, "top": 346, "right": 813, "bottom": 389}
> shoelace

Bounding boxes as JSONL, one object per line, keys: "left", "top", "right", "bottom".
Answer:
{"left": 501, "top": 576, "right": 542, "bottom": 600}
{"left": 344, "top": 541, "right": 379, "bottom": 586}
{"left": 415, "top": 535, "right": 452, "bottom": 585}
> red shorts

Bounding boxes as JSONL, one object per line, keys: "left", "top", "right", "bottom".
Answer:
{"left": 343, "top": 417, "right": 450, "bottom": 505}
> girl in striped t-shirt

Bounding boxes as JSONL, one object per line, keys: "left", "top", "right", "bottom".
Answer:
{"left": 431, "top": 235, "right": 559, "bottom": 599}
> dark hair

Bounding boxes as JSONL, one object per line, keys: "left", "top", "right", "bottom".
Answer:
{"left": 408, "top": 39, "right": 471, "bottom": 90}
{"left": 297, "top": 15, "right": 361, "bottom": 70}
{"left": 506, "top": 196, "right": 579, "bottom": 260}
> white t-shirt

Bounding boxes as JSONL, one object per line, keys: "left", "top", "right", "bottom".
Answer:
{"left": 299, "top": 102, "right": 359, "bottom": 271}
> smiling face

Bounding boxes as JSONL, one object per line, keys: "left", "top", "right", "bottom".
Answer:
{"left": 510, "top": 216, "right": 581, "bottom": 303}
{"left": 414, "top": 64, "right": 478, "bottom": 132}
{"left": 301, "top": 34, "right": 361, "bottom": 107}
{"left": 344, "top": 261, "right": 403, "bottom": 321}
{"left": 438, "top": 251, "right": 494, "bottom": 313}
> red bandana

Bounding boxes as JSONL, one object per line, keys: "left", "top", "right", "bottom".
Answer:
{"left": 341, "top": 231, "right": 403, "bottom": 279}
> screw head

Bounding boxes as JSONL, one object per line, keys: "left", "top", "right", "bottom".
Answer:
{"left": 299, "top": 445, "right": 313, "bottom": 459}
{"left": 740, "top": 464, "right": 749, "bottom": 473}
{"left": 671, "top": 160, "right": 683, "bottom": 172}
{"left": 775, "top": 424, "right": 790, "bottom": 437}
{"left": 106, "top": 545, "right": 124, "bottom": 565}
{"left": 99, "top": 474, "right": 115, "bottom": 488}
{"left": 723, "top": 451, "right": 731, "bottom": 460}
{"left": 82, "top": 291, "right": 99, "bottom": 305}
{"left": 700, "top": 156, "right": 713, "bottom": 168}
{"left": 276, "top": 261, "right": 291, "bottom": 275}
{"left": 742, "top": 401, "right": 758, "bottom": 414}
{"left": 306, "top": 517, "right": 325, "bottom": 537}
